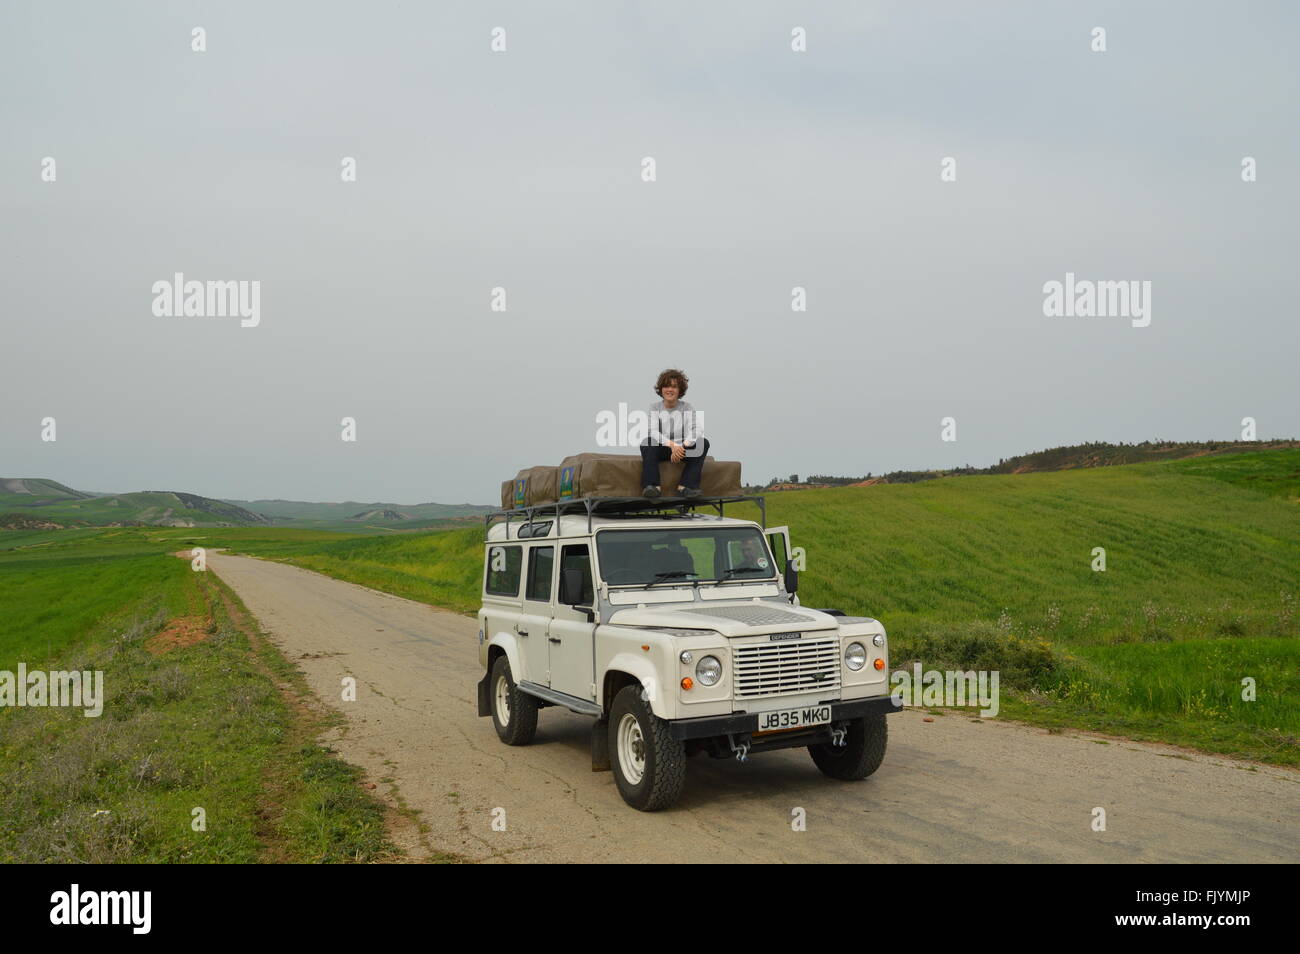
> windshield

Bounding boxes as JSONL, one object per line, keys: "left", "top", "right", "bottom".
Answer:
{"left": 595, "top": 527, "right": 776, "bottom": 586}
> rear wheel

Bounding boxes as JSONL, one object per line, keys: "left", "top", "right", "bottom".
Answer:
{"left": 490, "top": 655, "right": 538, "bottom": 745}
{"left": 608, "top": 686, "right": 685, "bottom": 811}
{"left": 808, "top": 714, "right": 887, "bottom": 780}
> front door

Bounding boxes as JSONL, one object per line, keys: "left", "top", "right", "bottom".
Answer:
{"left": 765, "top": 526, "right": 791, "bottom": 573}
{"left": 548, "top": 543, "right": 596, "bottom": 703}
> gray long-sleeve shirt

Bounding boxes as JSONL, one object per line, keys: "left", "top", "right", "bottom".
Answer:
{"left": 648, "top": 399, "right": 703, "bottom": 446}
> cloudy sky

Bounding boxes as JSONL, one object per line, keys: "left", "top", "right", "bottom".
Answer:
{"left": 2, "top": 1, "right": 1296, "bottom": 504}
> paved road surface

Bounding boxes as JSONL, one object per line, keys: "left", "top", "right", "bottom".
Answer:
{"left": 207, "top": 551, "right": 1299, "bottom": 864}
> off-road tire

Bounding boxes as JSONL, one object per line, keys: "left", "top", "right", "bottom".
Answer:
{"left": 490, "top": 655, "right": 538, "bottom": 746}
{"left": 609, "top": 685, "right": 686, "bottom": 811}
{"left": 808, "top": 714, "right": 887, "bottom": 780}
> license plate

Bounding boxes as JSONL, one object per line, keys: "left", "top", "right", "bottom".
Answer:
{"left": 756, "top": 705, "right": 832, "bottom": 733}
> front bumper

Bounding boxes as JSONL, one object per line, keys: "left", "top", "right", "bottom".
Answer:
{"left": 667, "top": 693, "right": 902, "bottom": 741}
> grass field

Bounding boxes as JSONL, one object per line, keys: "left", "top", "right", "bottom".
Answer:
{"left": 1168, "top": 449, "right": 1300, "bottom": 501}
{"left": 0, "top": 531, "right": 397, "bottom": 862}
{"left": 4, "top": 451, "right": 1297, "bottom": 790}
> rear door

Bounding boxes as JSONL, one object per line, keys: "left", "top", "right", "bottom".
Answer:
{"left": 482, "top": 543, "right": 524, "bottom": 665}
{"left": 518, "top": 545, "right": 555, "bottom": 685}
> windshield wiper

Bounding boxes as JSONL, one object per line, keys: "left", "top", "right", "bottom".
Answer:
{"left": 720, "top": 565, "right": 763, "bottom": 579}
{"left": 651, "top": 570, "right": 699, "bottom": 583}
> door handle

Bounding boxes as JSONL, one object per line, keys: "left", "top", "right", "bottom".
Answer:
{"left": 516, "top": 628, "right": 529, "bottom": 637}
{"left": 548, "top": 636, "right": 562, "bottom": 644}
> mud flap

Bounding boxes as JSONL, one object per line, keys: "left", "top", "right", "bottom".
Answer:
{"left": 591, "top": 718, "right": 611, "bottom": 772}
{"left": 476, "top": 671, "right": 491, "bottom": 718}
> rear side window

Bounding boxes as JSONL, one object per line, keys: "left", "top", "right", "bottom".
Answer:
{"left": 526, "top": 546, "right": 555, "bottom": 602}
{"left": 486, "top": 545, "right": 522, "bottom": 596}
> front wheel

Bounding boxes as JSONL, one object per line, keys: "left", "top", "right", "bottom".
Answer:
{"left": 490, "top": 655, "right": 538, "bottom": 745}
{"left": 808, "top": 714, "right": 887, "bottom": 780}
{"left": 608, "top": 686, "right": 686, "bottom": 811}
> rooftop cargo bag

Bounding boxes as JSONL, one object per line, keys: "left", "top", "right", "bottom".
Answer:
{"left": 502, "top": 465, "right": 560, "bottom": 509}
{"left": 556, "top": 452, "right": 740, "bottom": 500}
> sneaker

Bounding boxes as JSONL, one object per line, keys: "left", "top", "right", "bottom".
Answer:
{"left": 682, "top": 487, "right": 702, "bottom": 499}
{"left": 642, "top": 485, "right": 661, "bottom": 498}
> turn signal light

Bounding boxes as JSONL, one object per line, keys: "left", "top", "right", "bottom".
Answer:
{"left": 873, "top": 658, "right": 886, "bottom": 670}
{"left": 681, "top": 677, "right": 694, "bottom": 690}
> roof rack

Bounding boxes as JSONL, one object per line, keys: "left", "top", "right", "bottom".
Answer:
{"left": 485, "top": 494, "right": 766, "bottom": 537}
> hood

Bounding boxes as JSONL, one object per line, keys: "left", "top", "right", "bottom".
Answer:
{"left": 606, "top": 601, "right": 838, "bottom": 637}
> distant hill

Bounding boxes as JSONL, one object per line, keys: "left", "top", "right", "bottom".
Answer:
{"left": 0, "top": 478, "right": 96, "bottom": 502}
{"left": 746, "top": 440, "right": 1300, "bottom": 492}
{"left": 350, "top": 508, "right": 408, "bottom": 521}
{"left": 0, "top": 479, "right": 493, "bottom": 531}
{"left": 0, "top": 480, "right": 271, "bottom": 528}
{"left": 223, "top": 498, "right": 494, "bottom": 530}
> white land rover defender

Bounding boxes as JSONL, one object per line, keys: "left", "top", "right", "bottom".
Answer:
{"left": 475, "top": 494, "right": 901, "bottom": 811}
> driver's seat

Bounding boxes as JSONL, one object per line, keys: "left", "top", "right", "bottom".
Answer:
{"left": 655, "top": 545, "right": 695, "bottom": 577}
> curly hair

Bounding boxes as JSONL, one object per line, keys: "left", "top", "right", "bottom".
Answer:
{"left": 654, "top": 368, "right": 689, "bottom": 397}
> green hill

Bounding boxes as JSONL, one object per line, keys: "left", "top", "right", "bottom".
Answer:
{"left": 750, "top": 439, "right": 1300, "bottom": 491}
{"left": 990, "top": 439, "right": 1300, "bottom": 475}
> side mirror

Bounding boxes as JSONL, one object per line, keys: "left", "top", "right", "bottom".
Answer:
{"left": 784, "top": 562, "right": 798, "bottom": 595}
{"left": 560, "top": 567, "right": 587, "bottom": 606}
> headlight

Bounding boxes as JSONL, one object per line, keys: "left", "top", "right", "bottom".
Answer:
{"left": 872, "top": 634, "right": 885, "bottom": 647}
{"left": 845, "top": 642, "right": 868, "bottom": 671}
{"left": 695, "top": 655, "right": 722, "bottom": 686}
{"left": 679, "top": 651, "right": 693, "bottom": 664}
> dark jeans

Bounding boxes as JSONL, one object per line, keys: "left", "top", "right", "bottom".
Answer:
{"left": 640, "top": 437, "right": 710, "bottom": 490}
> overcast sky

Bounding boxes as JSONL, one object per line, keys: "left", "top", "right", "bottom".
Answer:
{"left": 2, "top": 1, "right": 1297, "bottom": 504}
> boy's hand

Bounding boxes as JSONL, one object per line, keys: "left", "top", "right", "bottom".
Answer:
{"left": 669, "top": 442, "right": 685, "bottom": 462}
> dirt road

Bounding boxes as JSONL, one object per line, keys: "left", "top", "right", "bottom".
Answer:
{"left": 206, "top": 551, "right": 1299, "bottom": 864}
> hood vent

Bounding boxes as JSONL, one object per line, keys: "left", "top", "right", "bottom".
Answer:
{"left": 680, "top": 605, "right": 819, "bottom": 626}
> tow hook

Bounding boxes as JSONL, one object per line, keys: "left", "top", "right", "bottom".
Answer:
{"left": 728, "top": 734, "right": 751, "bottom": 763}
{"left": 830, "top": 724, "right": 848, "bottom": 747}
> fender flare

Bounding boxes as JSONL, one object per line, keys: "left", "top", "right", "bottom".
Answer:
{"left": 487, "top": 631, "right": 524, "bottom": 683}
{"left": 604, "top": 652, "right": 671, "bottom": 719}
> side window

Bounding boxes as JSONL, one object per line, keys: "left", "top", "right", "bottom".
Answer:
{"left": 526, "top": 546, "right": 555, "bottom": 602}
{"left": 486, "top": 545, "right": 523, "bottom": 596}
{"left": 560, "top": 544, "right": 594, "bottom": 606}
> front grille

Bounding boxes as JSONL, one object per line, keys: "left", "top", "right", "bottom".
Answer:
{"left": 733, "top": 636, "right": 840, "bottom": 699}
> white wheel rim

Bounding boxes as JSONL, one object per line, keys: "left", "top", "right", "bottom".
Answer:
{"left": 495, "top": 674, "right": 510, "bottom": 725}
{"left": 617, "top": 712, "right": 646, "bottom": 785}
